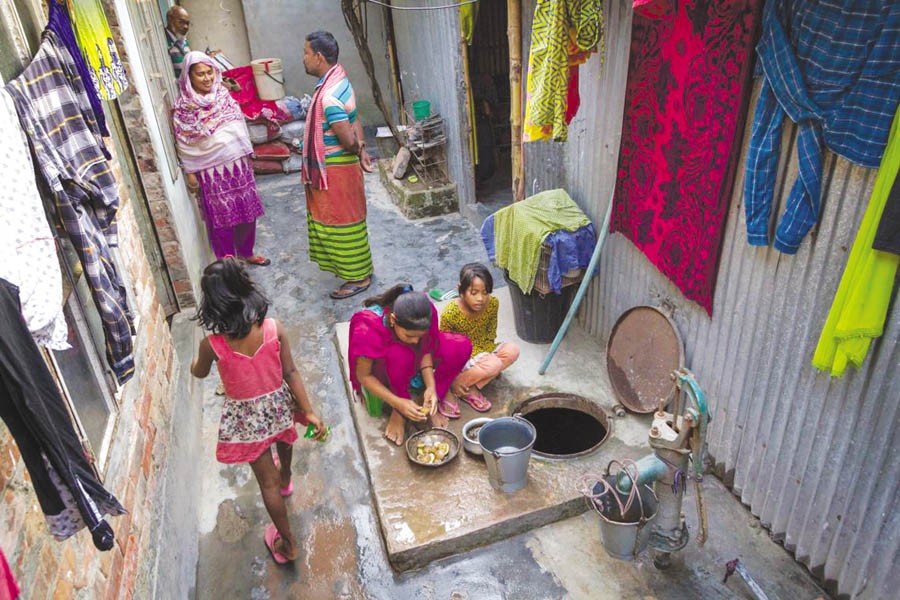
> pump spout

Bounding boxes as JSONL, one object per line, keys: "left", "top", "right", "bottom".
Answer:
{"left": 615, "top": 454, "right": 668, "bottom": 493}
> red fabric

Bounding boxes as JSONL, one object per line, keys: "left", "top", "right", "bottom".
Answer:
{"left": 565, "top": 66, "right": 580, "bottom": 125}
{"left": 610, "top": 0, "right": 762, "bottom": 315}
{"left": 253, "top": 141, "right": 291, "bottom": 160}
{"left": 223, "top": 65, "right": 291, "bottom": 122}
{"left": 251, "top": 159, "right": 284, "bottom": 174}
{"left": 305, "top": 161, "right": 367, "bottom": 225}
{"left": 0, "top": 549, "right": 19, "bottom": 600}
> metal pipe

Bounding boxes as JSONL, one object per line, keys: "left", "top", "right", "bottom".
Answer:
{"left": 538, "top": 190, "right": 614, "bottom": 375}
{"left": 615, "top": 454, "right": 667, "bottom": 493}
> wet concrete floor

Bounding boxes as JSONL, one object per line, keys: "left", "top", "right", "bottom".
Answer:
{"left": 187, "top": 171, "right": 828, "bottom": 599}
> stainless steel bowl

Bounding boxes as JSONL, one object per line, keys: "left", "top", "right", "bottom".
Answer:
{"left": 462, "top": 417, "right": 493, "bottom": 455}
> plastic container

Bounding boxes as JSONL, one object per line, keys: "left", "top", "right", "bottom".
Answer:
{"left": 504, "top": 272, "right": 575, "bottom": 343}
{"left": 478, "top": 416, "right": 536, "bottom": 493}
{"left": 361, "top": 387, "right": 382, "bottom": 417}
{"left": 251, "top": 58, "right": 285, "bottom": 100}
{"left": 412, "top": 99, "right": 431, "bottom": 121}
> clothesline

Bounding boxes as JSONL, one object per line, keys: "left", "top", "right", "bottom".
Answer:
{"left": 363, "top": 0, "right": 478, "bottom": 11}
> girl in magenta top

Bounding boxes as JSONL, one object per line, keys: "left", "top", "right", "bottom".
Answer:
{"left": 348, "top": 284, "right": 471, "bottom": 445}
{"left": 191, "top": 258, "right": 325, "bottom": 565}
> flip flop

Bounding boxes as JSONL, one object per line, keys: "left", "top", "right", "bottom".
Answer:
{"left": 242, "top": 255, "right": 271, "bottom": 266}
{"left": 438, "top": 397, "right": 461, "bottom": 419}
{"left": 264, "top": 524, "right": 290, "bottom": 564}
{"left": 279, "top": 482, "right": 294, "bottom": 497}
{"left": 329, "top": 280, "right": 371, "bottom": 300}
{"left": 461, "top": 392, "right": 492, "bottom": 412}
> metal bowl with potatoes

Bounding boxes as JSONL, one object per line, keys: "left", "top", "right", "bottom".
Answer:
{"left": 406, "top": 428, "right": 460, "bottom": 467}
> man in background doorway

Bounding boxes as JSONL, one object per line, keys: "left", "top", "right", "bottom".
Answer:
{"left": 165, "top": 5, "right": 191, "bottom": 78}
{"left": 301, "top": 30, "right": 375, "bottom": 300}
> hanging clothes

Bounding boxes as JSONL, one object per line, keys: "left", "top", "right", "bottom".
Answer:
{"left": 46, "top": 0, "right": 108, "bottom": 137}
{"left": 0, "top": 90, "right": 68, "bottom": 350}
{"left": 492, "top": 188, "right": 592, "bottom": 294}
{"left": 7, "top": 30, "right": 135, "bottom": 384}
{"left": 69, "top": 0, "right": 129, "bottom": 100}
{"left": 0, "top": 548, "right": 19, "bottom": 600}
{"left": 610, "top": 0, "right": 763, "bottom": 316}
{"left": 0, "top": 278, "right": 124, "bottom": 549}
{"left": 743, "top": 0, "right": 900, "bottom": 254}
{"left": 813, "top": 106, "right": 900, "bottom": 377}
{"left": 872, "top": 175, "right": 900, "bottom": 255}
{"left": 523, "top": 0, "right": 603, "bottom": 142}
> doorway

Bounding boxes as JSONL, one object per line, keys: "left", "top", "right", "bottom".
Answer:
{"left": 466, "top": 1, "right": 512, "bottom": 216}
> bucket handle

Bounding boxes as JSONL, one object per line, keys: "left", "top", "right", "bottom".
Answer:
{"left": 606, "top": 459, "right": 644, "bottom": 519}
{"left": 263, "top": 71, "right": 285, "bottom": 86}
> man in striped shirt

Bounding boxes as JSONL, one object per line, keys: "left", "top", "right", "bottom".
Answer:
{"left": 302, "top": 31, "right": 375, "bottom": 300}
{"left": 165, "top": 5, "right": 191, "bottom": 79}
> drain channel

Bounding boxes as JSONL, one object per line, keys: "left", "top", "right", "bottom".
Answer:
{"left": 513, "top": 393, "right": 610, "bottom": 460}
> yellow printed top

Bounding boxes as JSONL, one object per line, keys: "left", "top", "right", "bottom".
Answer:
{"left": 439, "top": 296, "right": 499, "bottom": 357}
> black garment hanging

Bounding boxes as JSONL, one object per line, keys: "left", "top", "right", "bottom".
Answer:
{"left": 0, "top": 278, "right": 124, "bottom": 550}
{"left": 873, "top": 171, "right": 900, "bottom": 255}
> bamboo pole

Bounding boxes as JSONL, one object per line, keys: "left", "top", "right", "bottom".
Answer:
{"left": 507, "top": 0, "right": 524, "bottom": 201}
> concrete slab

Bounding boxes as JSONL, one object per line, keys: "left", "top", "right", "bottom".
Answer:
{"left": 190, "top": 170, "right": 828, "bottom": 599}
{"left": 335, "top": 289, "right": 653, "bottom": 571}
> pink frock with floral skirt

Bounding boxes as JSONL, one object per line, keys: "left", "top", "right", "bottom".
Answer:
{"left": 209, "top": 318, "right": 298, "bottom": 464}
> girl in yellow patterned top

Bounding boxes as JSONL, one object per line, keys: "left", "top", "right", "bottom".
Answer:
{"left": 438, "top": 263, "right": 520, "bottom": 418}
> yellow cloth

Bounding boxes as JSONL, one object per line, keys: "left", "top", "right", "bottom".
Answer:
{"left": 524, "top": 0, "right": 602, "bottom": 142}
{"left": 812, "top": 105, "right": 900, "bottom": 376}
{"left": 493, "top": 188, "right": 591, "bottom": 294}
{"left": 460, "top": 1, "right": 479, "bottom": 45}
{"left": 440, "top": 296, "right": 499, "bottom": 357}
{"left": 69, "top": 0, "right": 128, "bottom": 100}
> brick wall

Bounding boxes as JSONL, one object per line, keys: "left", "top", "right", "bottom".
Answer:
{"left": 0, "top": 104, "right": 180, "bottom": 600}
{"left": 104, "top": 0, "right": 197, "bottom": 310}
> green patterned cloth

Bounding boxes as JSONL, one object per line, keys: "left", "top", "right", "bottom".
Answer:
{"left": 493, "top": 188, "right": 590, "bottom": 294}
{"left": 524, "top": 0, "right": 602, "bottom": 142}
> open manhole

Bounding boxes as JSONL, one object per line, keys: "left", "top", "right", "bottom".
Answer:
{"left": 511, "top": 393, "right": 610, "bottom": 460}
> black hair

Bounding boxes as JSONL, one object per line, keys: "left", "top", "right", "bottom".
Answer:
{"left": 194, "top": 257, "right": 269, "bottom": 338}
{"left": 306, "top": 30, "right": 339, "bottom": 64}
{"left": 458, "top": 262, "right": 493, "bottom": 294}
{"left": 363, "top": 283, "right": 432, "bottom": 331}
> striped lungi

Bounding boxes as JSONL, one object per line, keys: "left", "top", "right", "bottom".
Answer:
{"left": 304, "top": 161, "right": 373, "bottom": 281}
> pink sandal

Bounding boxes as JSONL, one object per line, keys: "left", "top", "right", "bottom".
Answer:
{"left": 461, "top": 392, "right": 491, "bottom": 412}
{"left": 438, "top": 396, "right": 461, "bottom": 419}
{"left": 264, "top": 524, "right": 291, "bottom": 564}
{"left": 279, "top": 482, "right": 294, "bottom": 497}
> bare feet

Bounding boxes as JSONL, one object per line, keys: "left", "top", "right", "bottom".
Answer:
{"left": 431, "top": 411, "right": 449, "bottom": 429}
{"left": 384, "top": 410, "right": 405, "bottom": 446}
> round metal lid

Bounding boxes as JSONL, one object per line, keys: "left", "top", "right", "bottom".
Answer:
{"left": 606, "top": 306, "right": 684, "bottom": 414}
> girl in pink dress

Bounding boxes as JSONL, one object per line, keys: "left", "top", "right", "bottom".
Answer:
{"left": 191, "top": 258, "right": 325, "bottom": 564}
{"left": 348, "top": 284, "right": 472, "bottom": 445}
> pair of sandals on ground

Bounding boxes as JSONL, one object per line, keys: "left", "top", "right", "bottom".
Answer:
{"left": 438, "top": 384, "right": 491, "bottom": 418}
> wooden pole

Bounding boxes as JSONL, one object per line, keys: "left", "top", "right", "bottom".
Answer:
{"left": 507, "top": 0, "right": 524, "bottom": 201}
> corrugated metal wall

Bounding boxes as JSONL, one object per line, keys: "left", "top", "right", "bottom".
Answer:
{"left": 391, "top": 0, "right": 475, "bottom": 207}
{"left": 522, "top": 1, "right": 899, "bottom": 598}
